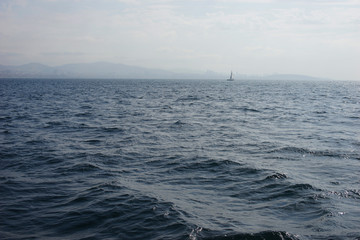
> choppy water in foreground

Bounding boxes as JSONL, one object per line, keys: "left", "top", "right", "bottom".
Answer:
{"left": 0, "top": 78, "right": 359, "bottom": 240}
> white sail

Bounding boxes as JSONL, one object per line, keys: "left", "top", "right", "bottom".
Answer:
{"left": 227, "top": 71, "right": 234, "bottom": 81}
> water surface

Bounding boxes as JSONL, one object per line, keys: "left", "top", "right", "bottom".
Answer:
{"left": 1, "top": 79, "right": 359, "bottom": 239}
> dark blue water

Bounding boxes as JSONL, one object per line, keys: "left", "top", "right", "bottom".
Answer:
{"left": 1, "top": 78, "right": 359, "bottom": 240}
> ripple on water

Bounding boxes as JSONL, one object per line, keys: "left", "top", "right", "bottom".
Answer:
{"left": 0, "top": 79, "right": 359, "bottom": 240}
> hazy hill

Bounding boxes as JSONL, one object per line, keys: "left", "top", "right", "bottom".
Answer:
{"left": 0, "top": 62, "right": 225, "bottom": 79}
{"left": 56, "top": 62, "right": 179, "bottom": 79}
{"left": 0, "top": 63, "right": 67, "bottom": 78}
{"left": 0, "top": 62, "right": 327, "bottom": 80}
{"left": 263, "top": 74, "right": 327, "bottom": 81}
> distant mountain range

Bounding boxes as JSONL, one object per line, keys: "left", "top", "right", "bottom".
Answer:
{"left": 0, "top": 62, "right": 328, "bottom": 81}
{"left": 0, "top": 62, "right": 224, "bottom": 79}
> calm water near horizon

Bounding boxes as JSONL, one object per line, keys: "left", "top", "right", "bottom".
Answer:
{"left": 1, "top": 78, "right": 359, "bottom": 240}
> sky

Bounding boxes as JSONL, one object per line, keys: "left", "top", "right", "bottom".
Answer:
{"left": 0, "top": 0, "right": 359, "bottom": 80}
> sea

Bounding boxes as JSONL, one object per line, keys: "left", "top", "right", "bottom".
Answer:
{"left": 0, "top": 78, "right": 359, "bottom": 240}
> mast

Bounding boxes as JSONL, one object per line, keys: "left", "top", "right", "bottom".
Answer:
{"left": 227, "top": 71, "right": 234, "bottom": 81}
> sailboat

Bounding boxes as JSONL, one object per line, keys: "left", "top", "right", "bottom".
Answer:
{"left": 227, "top": 71, "right": 234, "bottom": 81}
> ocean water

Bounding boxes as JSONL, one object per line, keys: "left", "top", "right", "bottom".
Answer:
{"left": 0, "top": 78, "right": 359, "bottom": 240}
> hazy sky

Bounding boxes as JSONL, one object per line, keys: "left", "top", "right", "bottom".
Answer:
{"left": 0, "top": 0, "right": 359, "bottom": 80}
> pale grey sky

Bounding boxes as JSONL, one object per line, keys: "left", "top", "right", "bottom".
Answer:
{"left": 0, "top": 0, "right": 359, "bottom": 80}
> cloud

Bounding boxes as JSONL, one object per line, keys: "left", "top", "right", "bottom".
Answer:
{"left": 296, "top": 0, "right": 360, "bottom": 5}
{"left": 42, "top": 52, "right": 86, "bottom": 56}
{"left": 0, "top": 51, "right": 23, "bottom": 57}
{"left": 0, "top": 0, "right": 359, "bottom": 79}
{"left": 244, "top": 46, "right": 283, "bottom": 56}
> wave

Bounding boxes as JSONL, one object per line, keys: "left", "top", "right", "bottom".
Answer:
{"left": 44, "top": 120, "right": 65, "bottom": 127}
{"left": 268, "top": 146, "right": 353, "bottom": 159}
{"left": 84, "top": 139, "right": 102, "bottom": 144}
{"left": 230, "top": 106, "right": 261, "bottom": 113}
{"left": 55, "top": 162, "right": 102, "bottom": 174}
{"left": 0, "top": 178, "right": 192, "bottom": 239}
{"left": 328, "top": 189, "right": 360, "bottom": 200}
{"left": 1, "top": 79, "right": 359, "bottom": 240}
{"left": 74, "top": 112, "right": 93, "bottom": 117}
{"left": 169, "top": 158, "right": 258, "bottom": 176}
{"left": 176, "top": 95, "right": 201, "bottom": 101}
{"left": 197, "top": 230, "right": 298, "bottom": 240}
{"left": 174, "top": 120, "right": 186, "bottom": 125}
{"left": 100, "top": 126, "right": 124, "bottom": 133}
{"left": 53, "top": 193, "right": 190, "bottom": 239}
{"left": 265, "top": 172, "right": 288, "bottom": 180}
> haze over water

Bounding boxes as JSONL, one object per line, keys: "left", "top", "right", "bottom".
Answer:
{"left": 1, "top": 0, "right": 360, "bottom": 80}
{"left": 1, "top": 78, "right": 359, "bottom": 239}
